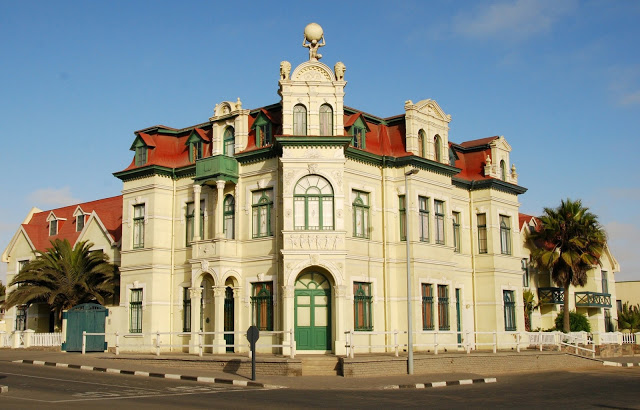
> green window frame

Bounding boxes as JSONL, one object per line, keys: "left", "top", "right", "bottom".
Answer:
{"left": 293, "top": 104, "right": 307, "bottom": 135}
{"left": 419, "top": 196, "right": 429, "bottom": 242}
{"left": 251, "top": 282, "right": 273, "bottom": 331}
{"left": 477, "top": 213, "right": 487, "bottom": 254}
{"left": 135, "top": 145, "right": 147, "bottom": 166}
{"left": 319, "top": 104, "right": 333, "bottom": 135}
{"left": 352, "top": 190, "right": 370, "bottom": 239}
{"left": 293, "top": 175, "right": 334, "bottom": 230}
{"left": 500, "top": 215, "right": 511, "bottom": 255}
{"left": 452, "top": 211, "right": 461, "bottom": 253}
{"left": 252, "top": 189, "right": 273, "bottom": 238}
{"left": 76, "top": 214, "right": 84, "bottom": 232}
{"left": 522, "top": 258, "right": 530, "bottom": 287}
{"left": 438, "top": 285, "right": 449, "bottom": 330}
{"left": 223, "top": 195, "right": 235, "bottom": 239}
{"left": 223, "top": 127, "right": 235, "bottom": 157}
{"left": 183, "top": 288, "right": 191, "bottom": 332}
{"left": 186, "top": 200, "right": 205, "bottom": 246}
{"left": 399, "top": 195, "right": 406, "bottom": 241}
{"left": 129, "top": 288, "right": 143, "bottom": 333}
{"left": 435, "top": 200, "right": 445, "bottom": 245}
{"left": 422, "top": 284, "right": 434, "bottom": 330}
{"left": 352, "top": 127, "right": 365, "bottom": 149}
{"left": 49, "top": 219, "right": 58, "bottom": 236}
{"left": 354, "top": 282, "right": 373, "bottom": 331}
{"left": 503, "top": 290, "right": 516, "bottom": 331}
{"left": 133, "top": 204, "right": 145, "bottom": 249}
{"left": 257, "top": 123, "right": 272, "bottom": 147}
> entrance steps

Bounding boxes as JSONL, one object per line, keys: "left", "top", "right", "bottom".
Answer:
{"left": 301, "top": 355, "right": 341, "bottom": 376}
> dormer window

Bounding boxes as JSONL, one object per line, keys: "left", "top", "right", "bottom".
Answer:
{"left": 252, "top": 112, "right": 273, "bottom": 147}
{"left": 347, "top": 115, "right": 368, "bottom": 150}
{"left": 186, "top": 131, "right": 207, "bottom": 163}
{"left": 76, "top": 214, "right": 85, "bottom": 232}
{"left": 224, "top": 127, "right": 235, "bottom": 157}
{"left": 50, "top": 219, "right": 58, "bottom": 236}
{"left": 135, "top": 145, "right": 147, "bottom": 166}
{"left": 130, "top": 134, "right": 154, "bottom": 167}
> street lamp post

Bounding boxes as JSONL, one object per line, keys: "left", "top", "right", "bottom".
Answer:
{"left": 405, "top": 168, "right": 419, "bottom": 375}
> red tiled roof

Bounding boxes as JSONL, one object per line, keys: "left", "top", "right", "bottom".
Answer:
{"left": 459, "top": 136, "right": 499, "bottom": 148}
{"left": 22, "top": 196, "right": 123, "bottom": 252}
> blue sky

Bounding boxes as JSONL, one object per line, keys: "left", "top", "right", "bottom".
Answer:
{"left": 1, "top": 0, "right": 639, "bottom": 283}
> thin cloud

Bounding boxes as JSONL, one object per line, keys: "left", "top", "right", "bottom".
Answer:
{"left": 619, "top": 90, "right": 640, "bottom": 106}
{"left": 452, "top": 0, "right": 576, "bottom": 41}
{"left": 604, "top": 221, "right": 640, "bottom": 281}
{"left": 27, "top": 187, "right": 80, "bottom": 209}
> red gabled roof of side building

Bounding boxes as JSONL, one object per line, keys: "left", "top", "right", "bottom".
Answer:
{"left": 21, "top": 195, "right": 123, "bottom": 253}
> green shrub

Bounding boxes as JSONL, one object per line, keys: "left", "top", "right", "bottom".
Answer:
{"left": 555, "top": 311, "right": 591, "bottom": 332}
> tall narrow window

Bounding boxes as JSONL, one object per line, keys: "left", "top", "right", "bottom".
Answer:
{"left": 399, "top": 195, "right": 406, "bottom": 241}
{"left": 257, "top": 123, "right": 272, "bottom": 147}
{"left": 438, "top": 285, "right": 450, "bottom": 330}
{"left": 49, "top": 219, "right": 58, "bottom": 236}
{"left": 252, "top": 189, "right": 273, "bottom": 238}
{"left": 418, "top": 130, "right": 426, "bottom": 157}
{"left": 76, "top": 214, "right": 85, "bottom": 232}
{"left": 419, "top": 196, "right": 429, "bottom": 242}
{"left": 503, "top": 290, "right": 516, "bottom": 331}
{"left": 522, "top": 259, "right": 530, "bottom": 287}
{"left": 135, "top": 145, "right": 147, "bottom": 166}
{"left": 224, "top": 195, "right": 235, "bottom": 239}
{"left": 251, "top": 282, "right": 273, "bottom": 331}
{"left": 477, "top": 213, "right": 487, "bottom": 254}
{"left": 352, "top": 126, "right": 365, "bottom": 149}
{"left": 129, "top": 288, "right": 143, "bottom": 333}
{"left": 352, "top": 191, "right": 370, "bottom": 239}
{"left": 294, "top": 175, "right": 334, "bottom": 230}
{"left": 183, "top": 288, "right": 191, "bottom": 332}
{"left": 434, "top": 135, "right": 442, "bottom": 162}
{"left": 18, "top": 260, "right": 28, "bottom": 273}
{"left": 422, "top": 284, "right": 434, "bottom": 330}
{"left": 435, "top": 200, "right": 445, "bottom": 245}
{"left": 186, "top": 200, "right": 205, "bottom": 245}
{"left": 133, "top": 204, "right": 145, "bottom": 249}
{"left": 15, "top": 306, "right": 27, "bottom": 331}
{"left": 223, "top": 127, "right": 235, "bottom": 157}
{"left": 500, "top": 215, "right": 511, "bottom": 255}
{"left": 500, "top": 160, "right": 507, "bottom": 181}
{"left": 319, "top": 104, "right": 333, "bottom": 135}
{"left": 601, "top": 271, "right": 609, "bottom": 294}
{"left": 452, "top": 212, "right": 461, "bottom": 253}
{"left": 293, "top": 104, "right": 307, "bottom": 135}
{"left": 194, "top": 141, "right": 203, "bottom": 161}
{"left": 354, "top": 282, "right": 373, "bottom": 331}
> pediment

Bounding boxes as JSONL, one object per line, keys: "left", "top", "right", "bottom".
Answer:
{"left": 413, "top": 99, "right": 451, "bottom": 123}
{"left": 291, "top": 61, "right": 335, "bottom": 82}
{"left": 490, "top": 136, "right": 512, "bottom": 152}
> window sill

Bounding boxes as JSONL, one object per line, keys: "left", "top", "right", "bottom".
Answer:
{"left": 124, "top": 333, "right": 143, "bottom": 338}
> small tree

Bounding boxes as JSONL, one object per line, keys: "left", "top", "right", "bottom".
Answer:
{"left": 555, "top": 311, "right": 591, "bottom": 332}
{"left": 523, "top": 289, "right": 537, "bottom": 331}
{"left": 5, "top": 239, "right": 119, "bottom": 325}
{"left": 617, "top": 303, "right": 640, "bottom": 334}
{"left": 527, "top": 199, "right": 606, "bottom": 333}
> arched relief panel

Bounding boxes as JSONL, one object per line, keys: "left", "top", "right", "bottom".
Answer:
{"left": 291, "top": 62, "right": 336, "bottom": 82}
{"left": 191, "top": 262, "right": 219, "bottom": 287}
{"left": 285, "top": 258, "right": 344, "bottom": 287}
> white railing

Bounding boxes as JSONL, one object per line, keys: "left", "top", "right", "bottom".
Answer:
{"left": 82, "top": 329, "right": 296, "bottom": 358}
{"left": 31, "top": 332, "right": 63, "bottom": 347}
{"left": 0, "top": 332, "right": 10, "bottom": 347}
{"left": 622, "top": 333, "right": 637, "bottom": 344}
{"left": 597, "top": 332, "right": 621, "bottom": 344}
{"left": 560, "top": 332, "right": 596, "bottom": 357}
{"left": 344, "top": 330, "right": 402, "bottom": 358}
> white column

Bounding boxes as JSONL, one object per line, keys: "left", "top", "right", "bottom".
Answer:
{"left": 233, "top": 287, "right": 243, "bottom": 353}
{"left": 282, "top": 285, "right": 295, "bottom": 357}
{"left": 189, "top": 287, "right": 202, "bottom": 354}
{"left": 193, "top": 184, "right": 202, "bottom": 241}
{"left": 213, "top": 286, "right": 226, "bottom": 353}
{"left": 333, "top": 285, "right": 347, "bottom": 355}
{"left": 215, "top": 180, "right": 226, "bottom": 239}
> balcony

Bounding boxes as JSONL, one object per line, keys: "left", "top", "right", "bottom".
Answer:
{"left": 575, "top": 292, "right": 611, "bottom": 308}
{"left": 195, "top": 155, "right": 238, "bottom": 184}
{"left": 538, "top": 287, "right": 564, "bottom": 305}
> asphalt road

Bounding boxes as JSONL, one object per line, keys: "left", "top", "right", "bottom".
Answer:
{"left": 1, "top": 361, "right": 639, "bottom": 409}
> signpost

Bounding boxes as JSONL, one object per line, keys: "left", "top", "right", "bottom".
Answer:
{"left": 246, "top": 325, "right": 260, "bottom": 381}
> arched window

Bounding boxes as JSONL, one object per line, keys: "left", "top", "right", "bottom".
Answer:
{"left": 293, "top": 104, "right": 307, "bottom": 135}
{"left": 294, "top": 175, "right": 334, "bottom": 230}
{"left": 434, "top": 135, "right": 442, "bottom": 162}
{"left": 224, "top": 195, "right": 235, "bottom": 239}
{"left": 500, "top": 160, "right": 507, "bottom": 181}
{"left": 224, "top": 127, "right": 235, "bottom": 157}
{"left": 418, "top": 130, "right": 426, "bottom": 157}
{"left": 319, "top": 104, "right": 333, "bottom": 135}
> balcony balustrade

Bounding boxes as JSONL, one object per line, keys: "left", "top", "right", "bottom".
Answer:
{"left": 574, "top": 292, "right": 611, "bottom": 308}
{"left": 195, "top": 155, "right": 238, "bottom": 184}
{"left": 538, "top": 287, "right": 564, "bottom": 305}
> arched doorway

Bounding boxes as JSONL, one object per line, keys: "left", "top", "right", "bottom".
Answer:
{"left": 295, "top": 272, "right": 331, "bottom": 351}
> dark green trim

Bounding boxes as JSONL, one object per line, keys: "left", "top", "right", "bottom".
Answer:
{"left": 451, "top": 177, "right": 528, "bottom": 195}
{"left": 113, "top": 165, "right": 175, "bottom": 181}
{"left": 345, "top": 149, "right": 461, "bottom": 177}
{"left": 235, "top": 146, "right": 276, "bottom": 164}
{"left": 275, "top": 136, "right": 352, "bottom": 150}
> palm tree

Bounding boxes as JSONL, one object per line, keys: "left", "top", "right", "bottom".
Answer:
{"left": 617, "top": 303, "right": 640, "bottom": 334}
{"left": 527, "top": 198, "right": 606, "bottom": 333}
{"left": 5, "top": 239, "right": 119, "bottom": 326}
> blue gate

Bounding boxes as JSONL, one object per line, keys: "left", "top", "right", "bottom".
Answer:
{"left": 62, "top": 303, "right": 108, "bottom": 352}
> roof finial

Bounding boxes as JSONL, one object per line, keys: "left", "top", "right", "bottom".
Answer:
{"left": 303, "top": 23, "right": 325, "bottom": 61}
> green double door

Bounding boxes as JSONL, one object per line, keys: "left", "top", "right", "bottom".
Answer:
{"left": 295, "top": 272, "right": 331, "bottom": 351}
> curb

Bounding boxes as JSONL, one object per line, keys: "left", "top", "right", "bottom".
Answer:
{"left": 384, "top": 377, "right": 497, "bottom": 389}
{"left": 13, "top": 360, "right": 285, "bottom": 389}
{"left": 0, "top": 385, "right": 8, "bottom": 394}
{"left": 603, "top": 361, "right": 640, "bottom": 367}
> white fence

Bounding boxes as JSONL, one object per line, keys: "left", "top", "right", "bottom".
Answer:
{"left": 31, "top": 332, "right": 63, "bottom": 347}
{"left": 83, "top": 329, "right": 296, "bottom": 358}
{"left": 0, "top": 331, "right": 62, "bottom": 348}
